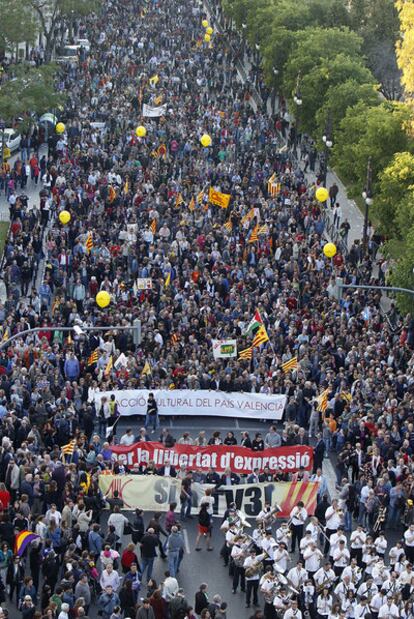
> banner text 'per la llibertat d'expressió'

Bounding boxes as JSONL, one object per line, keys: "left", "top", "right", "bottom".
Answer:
{"left": 110, "top": 442, "right": 313, "bottom": 474}
{"left": 95, "top": 388, "right": 287, "bottom": 420}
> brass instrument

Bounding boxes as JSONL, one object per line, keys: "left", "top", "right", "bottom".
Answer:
{"left": 257, "top": 504, "right": 283, "bottom": 527}
{"left": 373, "top": 506, "right": 387, "bottom": 532}
{"left": 316, "top": 575, "right": 336, "bottom": 593}
{"left": 351, "top": 566, "right": 362, "bottom": 584}
{"left": 287, "top": 507, "right": 302, "bottom": 528}
{"left": 244, "top": 551, "right": 269, "bottom": 578}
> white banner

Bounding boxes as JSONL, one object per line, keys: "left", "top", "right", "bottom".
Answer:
{"left": 142, "top": 103, "right": 167, "bottom": 117}
{"left": 95, "top": 388, "right": 286, "bottom": 420}
{"left": 212, "top": 339, "right": 237, "bottom": 359}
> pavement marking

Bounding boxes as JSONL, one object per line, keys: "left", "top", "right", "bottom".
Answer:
{"left": 323, "top": 458, "right": 338, "bottom": 498}
{"left": 183, "top": 527, "right": 191, "bottom": 554}
{"left": 235, "top": 418, "right": 240, "bottom": 429}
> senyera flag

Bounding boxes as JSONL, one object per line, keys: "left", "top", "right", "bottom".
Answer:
{"left": 110, "top": 442, "right": 313, "bottom": 474}
{"left": 15, "top": 530, "right": 40, "bottom": 556}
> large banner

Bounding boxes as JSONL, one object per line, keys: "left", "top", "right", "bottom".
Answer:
{"left": 95, "top": 389, "right": 287, "bottom": 420}
{"left": 142, "top": 103, "right": 167, "bottom": 117}
{"left": 99, "top": 475, "right": 318, "bottom": 518}
{"left": 110, "top": 442, "right": 313, "bottom": 474}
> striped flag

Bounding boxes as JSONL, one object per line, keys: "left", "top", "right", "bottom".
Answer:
{"left": 87, "top": 349, "right": 99, "bottom": 366}
{"left": 150, "top": 220, "right": 157, "bottom": 235}
{"left": 267, "top": 173, "right": 281, "bottom": 197}
{"left": 175, "top": 193, "right": 184, "bottom": 208}
{"left": 124, "top": 178, "right": 129, "bottom": 194}
{"left": 1, "top": 328, "right": 10, "bottom": 343}
{"left": 248, "top": 224, "right": 259, "bottom": 244}
{"left": 104, "top": 356, "right": 113, "bottom": 377}
{"left": 171, "top": 333, "right": 180, "bottom": 344}
{"left": 51, "top": 297, "right": 61, "bottom": 317}
{"left": 238, "top": 346, "right": 253, "bottom": 360}
{"left": 223, "top": 220, "right": 233, "bottom": 232}
{"left": 164, "top": 272, "right": 171, "bottom": 288}
{"left": 281, "top": 356, "right": 298, "bottom": 374}
{"left": 197, "top": 190, "right": 204, "bottom": 204}
{"left": 241, "top": 208, "right": 255, "bottom": 225}
{"left": 258, "top": 224, "right": 269, "bottom": 236}
{"left": 85, "top": 232, "right": 93, "bottom": 254}
{"left": 61, "top": 439, "right": 76, "bottom": 455}
{"left": 15, "top": 531, "right": 40, "bottom": 556}
{"left": 189, "top": 196, "right": 196, "bottom": 212}
{"left": 141, "top": 361, "right": 152, "bottom": 376}
{"left": 316, "top": 388, "right": 330, "bottom": 413}
{"left": 341, "top": 391, "right": 352, "bottom": 403}
{"left": 252, "top": 325, "right": 269, "bottom": 348}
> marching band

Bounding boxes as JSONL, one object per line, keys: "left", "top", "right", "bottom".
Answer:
{"left": 219, "top": 500, "right": 414, "bottom": 618}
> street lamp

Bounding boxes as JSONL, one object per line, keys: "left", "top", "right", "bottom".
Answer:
{"left": 362, "top": 156, "right": 373, "bottom": 252}
{"left": 321, "top": 111, "right": 333, "bottom": 187}
{"left": 293, "top": 73, "right": 302, "bottom": 148}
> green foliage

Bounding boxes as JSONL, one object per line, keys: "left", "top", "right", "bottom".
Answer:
{"left": 0, "top": 0, "right": 38, "bottom": 51}
{"left": 0, "top": 65, "right": 65, "bottom": 123}
{"left": 332, "top": 102, "right": 413, "bottom": 196}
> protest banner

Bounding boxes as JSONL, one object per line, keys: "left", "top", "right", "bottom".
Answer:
{"left": 212, "top": 339, "right": 237, "bottom": 359}
{"left": 142, "top": 103, "right": 167, "bottom": 117}
{"left": 99, "top": 475, "right": 318, "bottom": 518}
{"left": 110, "top": 442, "right": 313, "bottom": 474}
{"left": 94, "top": 389, "right": 286, "bottom": 420}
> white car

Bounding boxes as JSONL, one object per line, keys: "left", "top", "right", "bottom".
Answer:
{"left": 3, "top": 128, "right": 21, "bottom": 152}
{"left": 55, "top": 45, "right": 80, "bottom": 64}
{"left": 75, "top": 38, "right": 91, "bottom": 52}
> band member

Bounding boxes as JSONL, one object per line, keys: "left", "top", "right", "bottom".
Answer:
{"left": 290, "top": 501, "right": 307, "bottom": 553}
{"left": 316, "top": 586, "right": 333, "bottom": 619}
{"left": 341, "top": 590, "right": 357, "bottom": 619}
{"left": 277, "top": 522, "right": 292, "bottom": 547}
{"left": 300, "top": 578, "right": 316, "bottom": 619}
{"left": 303, "top": 543, "right": 323, "bottom": 579}
{"left": 299, "top": 530, "right": 314, "bottom": 559}
{"left": 324, "top": 499, "right": 342, "bottom": 554}
{"left": 287, "top": 560, "right": 308, "bottom": 591}
{"left": 354, "top": 595, "right": 370, "bottom": 619}
{"left": 262, "top": 530, "right": 277, "bottom": 571}
{"left": 274, "top": 542, "right": 289, "bottom": 574}
{"left": 341, "top": 558, "right": 362, "bottom": 586}
{"left": 372, "top": 558, "right": 390, "bottom": 587}
{"left": 334, "top": 575, "right": 355, "bottom": 605}
{"left": 273, "top": 586, "right": 289, "bottom": 617}
{"left": 357, "top": 577, "right": 378, "bottom": 601}
{"left": 230, "top": 536, "right": 246, "bottom": 594}
{"left": 389, "top": 541, "right": 404, "bottom": 570}
{"left": 221, "top": 521, "right": 237, "bottom": 567}
{"left": 378, "top": 596, "right": 399, "bottom": 619}
{"left": 332, "top": 540, "right": 350, "bottom": 578}
{"left": 283, "top": 597, "right": 302, "bottom": 619}
{"left": 314, "top": 562, "right": 336, "bottom": 592}
{"left": 329, "top": 527, "right": 346, "bottom": 562}
{"left": 350, "top": 525, "right": 366, "bottom": 566}
{"left": 374, "top": 531, "right": 387, "bottom": 560}
{"left": 244, "top": 548, "right": 266, "bottom": 608}
{"left": 404, "top": 524, "right": 414, "bottom": 563}
{"left": 260, "top": 570, "right": 278, "bottom": 619}
{"left": 370, "top": 588, "right": 388, "bottom": 619}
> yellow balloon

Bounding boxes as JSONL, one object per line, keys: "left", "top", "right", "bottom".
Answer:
{"left": 206, "top": 26, "right": 213, "bottom": 35}
{"left": 204, "top": 33, "right": 211, "bottom": 43}
{"left": 202, "top": 19, "right": 209, "bottom": 28}
{"left": 315, "top": 187, "right": 329, "bottom": 202}
{"left": 96, "top": 291, "right": 111, "bottom": 308}
{"left": 200, "top": 133, "right": 212, "bottom": 147}
{"left": 135, "top": 125, "right": 147, "bottom": 138}
{"left": 323, "top": 242, "right": 337, "bottom": 258}
{"left": 58, "top": 210, "right": 71, "bottom": 225}
{"left": 55, "top": 122, "right": 65, "bottom": 134}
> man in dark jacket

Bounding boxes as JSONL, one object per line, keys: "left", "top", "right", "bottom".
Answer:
{"left": 195, "top": 583, "right": 209, "bottom": 615}
{"left": 140, "top": 528, "right": 159, "bottom": 580}
{"left": 169, "top": 589, "right": 190, "bottom": 619}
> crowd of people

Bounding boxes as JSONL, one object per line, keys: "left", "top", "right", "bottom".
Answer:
{"left": 0, "top": 0, "right": 414, "bottom": 616}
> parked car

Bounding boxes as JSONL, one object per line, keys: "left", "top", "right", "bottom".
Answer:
{"left": 75, "top": 38, "right": 91, "bottom": 52}
{"left": 55, "top": 45, "right": 80, "bottom": 64}
{"left": 2, "top": 128, "right": 21, "bottom": 152}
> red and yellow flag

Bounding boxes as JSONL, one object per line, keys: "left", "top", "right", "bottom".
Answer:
{"left": 208, "top": 187, "right": 231, "bottom": 209}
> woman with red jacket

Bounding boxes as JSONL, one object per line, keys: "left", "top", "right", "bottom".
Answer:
{"left": 121, "top": 542, "right": 139, "bottom": 573}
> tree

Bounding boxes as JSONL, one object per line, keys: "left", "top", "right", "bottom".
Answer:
{"left": 0, "top": 65, "right": 64, "bottom": 123}
{"left": 395, "top": 0, "right": 414, "bottom": 95}
{"left": 332, "top": 102, "right": 413, "bottom": 195}
{"left": 282, "top": 27, "right": 364, "bottom": 101}
{"left": 287, "top": 54, "right": 374, "bottom": 135}
{"left": 315, "top": 80, "right": 380, "bottom": 140}
{"left": 29, "top": 0, "right": 101, "bottom": 61}
{"left": 0, "top": 0, "right": 38, "bottom": 53}
{"left": 374, "top": 152, "right": 414, "bottom": 237}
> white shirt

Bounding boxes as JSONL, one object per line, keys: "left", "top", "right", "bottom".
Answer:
{"left": 370, "top": 593, "right": 387, "bottom": 612}
{"left": 354, "top": 603, "right": 370, "bottom": 619}
{"left": 283, "top": 608, "right": 302, "bottom": 619}
{"left": 325, "top": 506, "right": 341, "bottom": 530}
{"left": 314, "top": 567, "right": 336, "bottom": 588}
{"left": 317, "top": 595, "right": 333, "bottom": 615}
{"left": 378, "top": 602, "right": 399, "bottom": 618}
{"left": 119, "top": 432, "right": 135, "bottom": 445}
{"left": 334, "top": 581, "right": 355, "bottom": 602}
{"left": 342, "top": 565, "right": 362, "bottom": 584}
{"left": 107, "top": 512, "right": 129, "bottom": 539}
{"left": 357, "top": 582, "right": 378, "bottom": 599}
{"left": 404, "top": 529, "right": 414, "bottom": 547}
{"left": 303, "top": 547, "right": 323, "bottom": 572}
{"left": 329, "top": 533, "right": 346, "bottom": 557}
{"left": 333, "top": 547, "right": 350, "bottom": 567}
{"left": 243, "top": 553, "right": 266, "bottom": 581}
{"left": 290, "top": 506, "right": 307, "bottom": 526}
{"left": 350, "top": 530, "right": 366, "bottom": 549}
{"left": 299, "top": 536, "right": 314, "bottom": 554}
{"left": 374, "top": 537, "right": 387, "bottom": 555}
{"left": 99, "top": 569, "right": 120, "bottom": 591}
{"left": 287, "top": 566, "right": 308, "bottom": 588}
